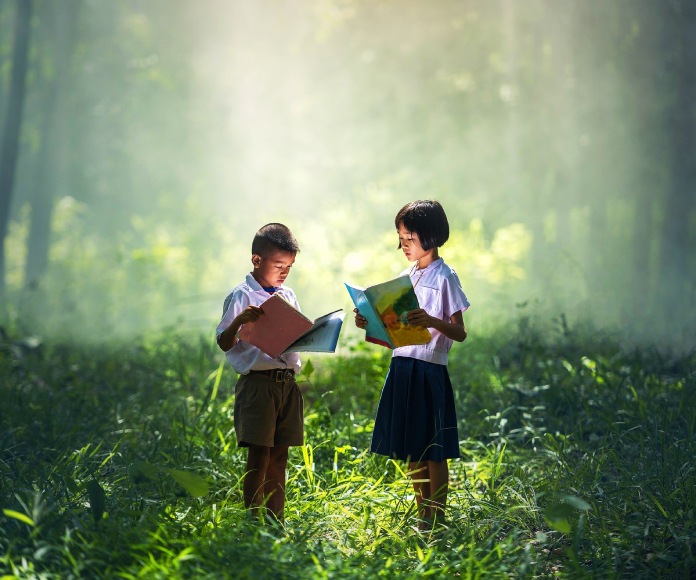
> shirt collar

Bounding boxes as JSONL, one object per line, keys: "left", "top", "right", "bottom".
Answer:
{"left": 246, "top": 273, "right": 264, "bottom": 292}
{"left": 412, "top": 257, "right": 443, "bottom": 274}
{"left": 246, "top": 273, "right": 285, "bottom": 296}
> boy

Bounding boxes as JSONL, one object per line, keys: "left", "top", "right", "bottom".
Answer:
{"left": 216, "top": 223, "right": 303, "bottom": 523}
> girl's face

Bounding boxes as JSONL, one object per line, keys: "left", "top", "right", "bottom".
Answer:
{"left": 397, "top": 222, "right": 431, "bottom": 264}
{"left": 251, "top": 249, "right": 296, "bottom": 288}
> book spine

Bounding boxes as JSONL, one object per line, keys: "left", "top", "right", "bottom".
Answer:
{"left": 365, "top": 336, "right": 393, "bottom": 349}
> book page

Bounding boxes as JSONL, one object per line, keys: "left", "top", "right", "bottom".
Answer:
{"left": 285, "top": 309, "right": 346, "bottom": 353}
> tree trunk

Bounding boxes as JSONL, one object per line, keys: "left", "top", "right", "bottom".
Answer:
{"left": 502, "top": 0, "right": 519, "bottom": 200}
{"left": 626, "top": 2, "right": 665, "bottom": 329}
{"left": 659, "top": 1, "right": 696, "bottom": 335}
{"left": 23, "top": 1, "right": 79, "bottom": 293}
{"left": 0, "top": 0, "right": 32, "bottom": 319}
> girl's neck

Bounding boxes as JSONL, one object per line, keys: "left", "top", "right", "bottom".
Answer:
{"left": 414, "top": 250, "right": 439, "bottom": 270}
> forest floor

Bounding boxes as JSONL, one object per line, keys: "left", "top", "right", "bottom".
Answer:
{"left": 1, "top": 322, "right": 695, "bottom": 578}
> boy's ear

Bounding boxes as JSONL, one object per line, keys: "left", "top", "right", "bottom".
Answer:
{"left": 251, "top": 254, "right": 262, "bottom": 268}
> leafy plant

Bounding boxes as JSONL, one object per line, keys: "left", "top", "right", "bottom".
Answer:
{"left": 1, "top": 325, "right": 694, "bottom": 578}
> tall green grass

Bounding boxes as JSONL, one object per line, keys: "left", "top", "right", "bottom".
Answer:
{"left": 1, "top": 323, "right": 694, "bottom": 578}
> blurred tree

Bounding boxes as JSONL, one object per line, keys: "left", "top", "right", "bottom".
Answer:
{"left": 623, "top": 1, "right": 668, "bottom": 326}
{"left": 0, "top": 0, "right": 31, "bottom": 317}
{"left": 23, "top": 0, "right": 80, "bottom": 293}
{"left": 660, "top": 0, "right": 696, "bottom": 320}
{"left": 0, "top": 0, "right": 691, "bottom": 344}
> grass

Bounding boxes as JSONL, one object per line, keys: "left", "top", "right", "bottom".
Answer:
{"left": 0, "top": 321, "right": 694, "bottom": 578}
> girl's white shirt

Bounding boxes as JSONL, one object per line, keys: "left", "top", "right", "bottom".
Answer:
{"left": 393, "top": 258, "right": 470, "bottom": 366}
{"left": 217, "top": 273, "right": 302, "bottom": 375}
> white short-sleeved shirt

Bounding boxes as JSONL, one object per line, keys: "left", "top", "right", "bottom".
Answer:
{"left": 393, "top": 258, "right": 470, "bottom": 366}
{"left": 216, "top": 273, "right": 302, "bottom": 375}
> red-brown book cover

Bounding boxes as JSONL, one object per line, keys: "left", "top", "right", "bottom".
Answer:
{"left": 238, "top": 294, "right": 319, "bottom": 358}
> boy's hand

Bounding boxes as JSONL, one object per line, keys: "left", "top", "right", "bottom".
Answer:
{"left": 217, "top": 305, "right": 264, "bottom": 352}
{"left": 405, "top": 308, "right": 432, "bottom": 328}
{"left": 353, "top": 308, "right": 368, "bottom": 329}
{"left": 236, "top": 305, "right": 264, "bottom": 326}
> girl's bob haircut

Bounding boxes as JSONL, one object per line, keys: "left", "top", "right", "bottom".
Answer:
{"left": 395, "top": 200, "right": 449, "bottom": 251}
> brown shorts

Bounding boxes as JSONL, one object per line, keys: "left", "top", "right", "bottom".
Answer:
{"left": 234, "top": 370, "right": 304, "bottom": 448}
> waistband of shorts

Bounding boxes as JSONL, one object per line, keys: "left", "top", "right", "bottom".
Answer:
{"left": 248, "top": 368, "right": 296, "bottom": 383}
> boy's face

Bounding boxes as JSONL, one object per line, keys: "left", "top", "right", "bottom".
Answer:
{"left": 251, "top": 249, "right": 296, "bottom": 288}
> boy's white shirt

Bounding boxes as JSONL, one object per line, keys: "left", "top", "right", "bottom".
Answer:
{"left": 392, "top": 258, "right": 470, "bottom": 366}
{"left": 217, "top": 273, "right": 302, "bottom": 375}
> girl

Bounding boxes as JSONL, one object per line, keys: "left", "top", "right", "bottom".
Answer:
{"left": 354, "top": 200, "right": 469, "bottom": 531}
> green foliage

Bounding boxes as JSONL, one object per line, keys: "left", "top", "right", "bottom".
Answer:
{"left": 0, "top": 323, "right": 695, "bottom": 578}
{"left": 12, "top": 0, "right": 695, "bottom": 348}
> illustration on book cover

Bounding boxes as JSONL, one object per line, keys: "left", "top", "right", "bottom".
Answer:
{"left": 372, "top": 280, "right": 430, "bottom": 347}
{"left": 345, "top": 276, "right": 431, "bottom": 349}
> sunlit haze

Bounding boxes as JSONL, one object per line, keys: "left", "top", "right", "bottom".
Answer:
{"left": 1, "top": 0, "right": 694, "bottom": 351}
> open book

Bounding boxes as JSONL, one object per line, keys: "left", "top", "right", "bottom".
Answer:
{"left": 238, "top": 294, "right": 345, "bottom": 358}
{"left": 345, "top": 275, "right": 431, "bottom": 349}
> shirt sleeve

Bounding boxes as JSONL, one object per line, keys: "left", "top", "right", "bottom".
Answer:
{"left": 216, "top": 288, "right": 250, "bottom": 340}
{"left": 442, "top": 270, "right": 470, "bottom": 319}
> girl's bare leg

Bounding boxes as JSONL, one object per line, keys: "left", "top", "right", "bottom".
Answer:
{"left": 427, "top": 460, "right": 449, "bottom": 526}
{"left": 409, "top": 461, "right": 431, "bottom": 527}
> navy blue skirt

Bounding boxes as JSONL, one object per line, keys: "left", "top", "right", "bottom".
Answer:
{"left": 370, "top": 357, "right": 460, "bottom": 462}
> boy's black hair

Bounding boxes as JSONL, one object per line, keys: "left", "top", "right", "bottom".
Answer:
{"left": 395, "top": 200, "right": 449, "bottom": 251}
{"left": 252, "top": 223, "right": 300, "bottom": 256}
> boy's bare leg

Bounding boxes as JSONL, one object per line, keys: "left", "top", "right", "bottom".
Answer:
{"left": 264, "top": 445, "right": 289, "bottom": 523}
{"left": 244, "top": 444, "right": 271, "bottom": 516}
{"left": 427, "top": 460, "right": 449, "bottom": 526}
{"left": 409, "top": 461, "right": 431, "bottom": 525}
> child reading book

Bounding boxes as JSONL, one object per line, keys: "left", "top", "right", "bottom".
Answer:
{"left": 216, "top": 223, "right": 305, "bottom": 524}
{"left": 353, "top": 200, "right": 470, "bottom": 531}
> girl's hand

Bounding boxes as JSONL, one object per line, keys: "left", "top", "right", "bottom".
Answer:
{"left": 406, "top": 308, "right": 433, "bottom": 328}
{"left": 354, "top": 308, "right": 368, "bottom": 329}
{"left": 406, "top": 309, "right": 468, "bottom": 342}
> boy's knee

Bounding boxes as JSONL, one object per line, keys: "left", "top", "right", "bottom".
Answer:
{"left": 247, "top": 445, "right": 271, "bottom": 469}
{"left": 270, "top": 446, "right": 289, "bottom": 462}
{"left": 267, "top": 446, "right": 289, "bottom": 470}
{"left": 272, "top": 445, "right": 289, "bottom": 458}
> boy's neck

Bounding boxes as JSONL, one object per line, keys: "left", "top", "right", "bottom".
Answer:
{"left": 251, "top": 271, "right": 279, "bottom": 294}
